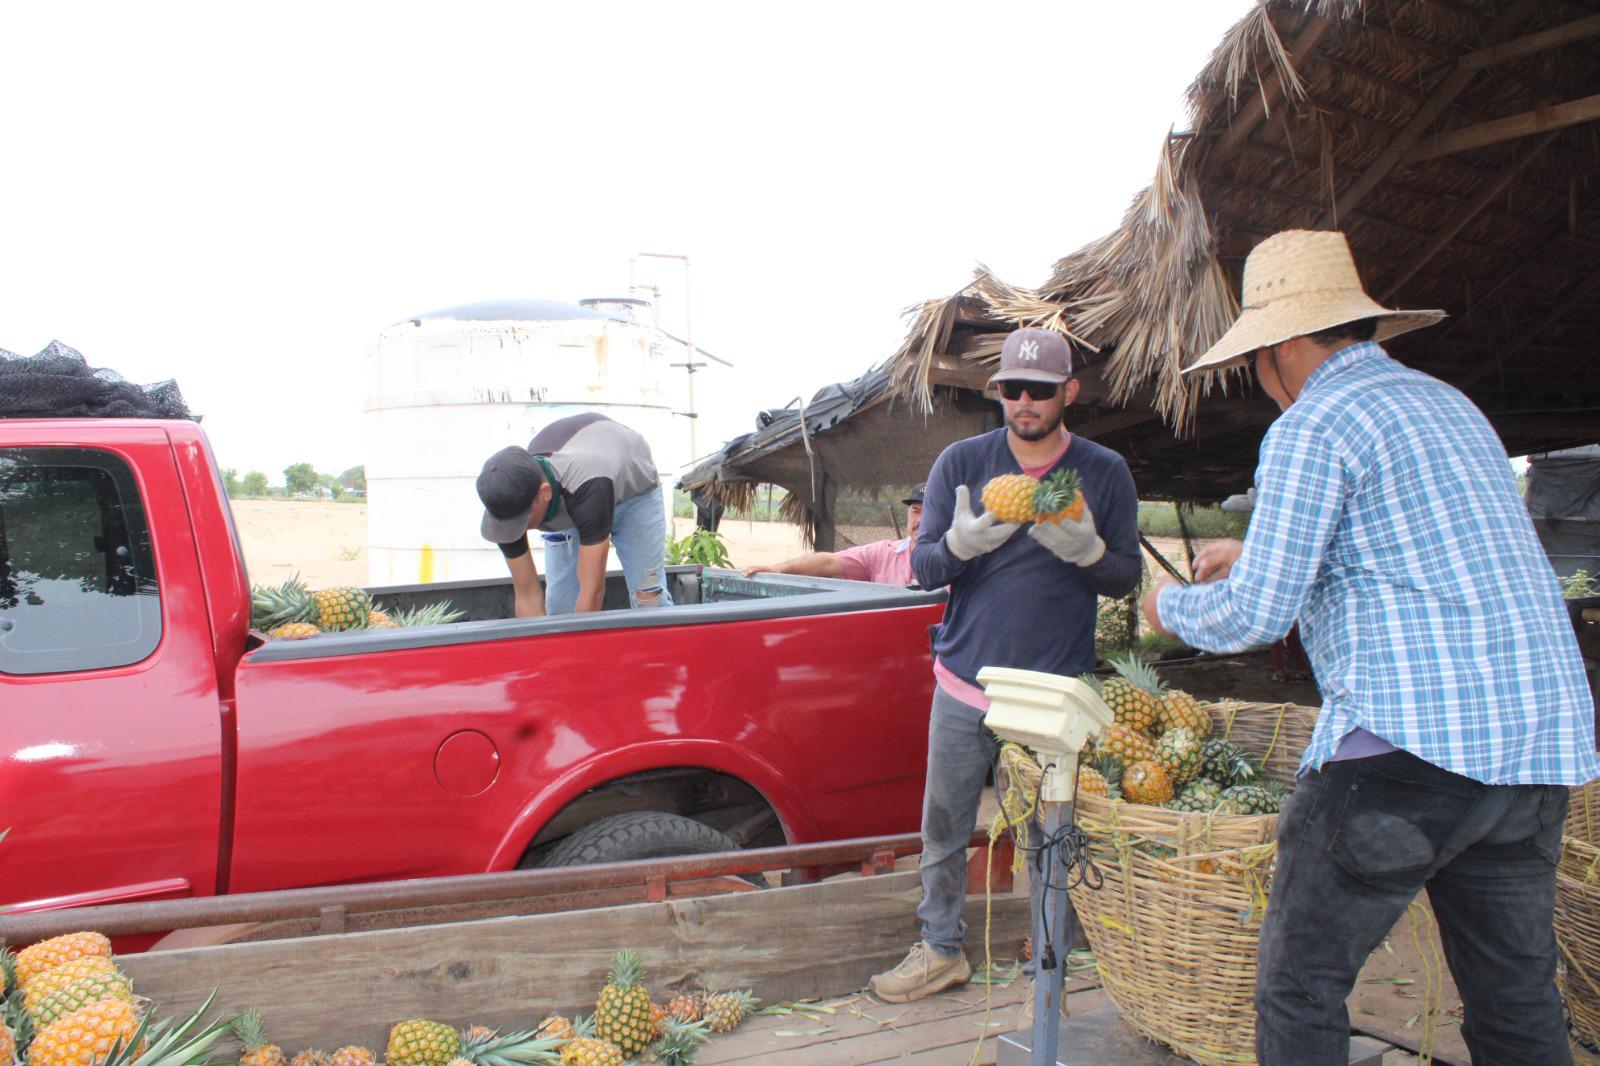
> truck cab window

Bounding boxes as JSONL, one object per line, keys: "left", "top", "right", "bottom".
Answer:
{"left": 0, "top": 448, "right": 161, "bottom": 675}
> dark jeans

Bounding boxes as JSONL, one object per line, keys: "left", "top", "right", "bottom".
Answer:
{"left": 1257, "top": 749, "right": 1570, "bottom": 1065}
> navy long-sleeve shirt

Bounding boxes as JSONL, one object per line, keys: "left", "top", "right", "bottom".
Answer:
{"left": 913, "top": 428, "right": 1143, "bottom": 686}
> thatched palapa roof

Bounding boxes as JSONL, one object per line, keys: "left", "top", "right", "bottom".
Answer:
{"left": 890, "top": 0, "right": 1600, "bottom": 498}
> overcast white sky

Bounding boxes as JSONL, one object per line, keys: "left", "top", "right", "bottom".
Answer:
{"left": 2, "top": 1, "right": 1256, "bottom": 482}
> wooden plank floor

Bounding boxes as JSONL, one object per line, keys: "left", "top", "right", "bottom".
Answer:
{"left": 699, "top": 978, "right": 1104, "bottom": 1065}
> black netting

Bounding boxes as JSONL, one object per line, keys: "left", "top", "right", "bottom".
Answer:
{"left": 0, "top": 341, "right": 192, "bottom": 420}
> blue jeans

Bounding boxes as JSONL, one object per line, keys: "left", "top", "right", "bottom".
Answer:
{"left": 917, "top": 684, "right": 1049, "bottom": 957}
{"left": 540, "top": 484, "right": 674, "bottom": 615}
{"left": 1257, "top": 749, "right": 1569, "bottom": 1065}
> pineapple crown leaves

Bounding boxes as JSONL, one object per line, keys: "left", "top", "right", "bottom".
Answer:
{"left": 386, "top": 600, "right": 468, "bottom": 628}
{"left": 606, "top": 949, "right": 646, "bottom": 990}
{"left": 1088, "top": 752, "right": 1125, "bottom": 793}
{"left": 102, "top": 989, "right": 238, "bottom": 1066}
{"left": 651, "top": 1018, "right": 710, "bottom": 1066}
{"left": 1032, "top": 469, "right": 1081, "bottom": 512}
{"left": 709, "top": 989, "right": 759, "bottom": 1012}
{"left": 455, "top": 1028, "right": 563, "bottom": 1066}
{"left": 231, "top": 1009, "right": 273, "bottom": 1052}
{"left": 571, "top": 1014, "right": 597, "bottom": 1038}
{"left": 1074, "top": 672, "right": 1103, "bottom": 695}
{"left": 1107, "top": 653, "right": 1166, "bottom": 696}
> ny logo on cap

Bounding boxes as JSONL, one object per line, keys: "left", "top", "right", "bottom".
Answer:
{"left": 1017, "top": 339, "right": 1039, "bottom": 362}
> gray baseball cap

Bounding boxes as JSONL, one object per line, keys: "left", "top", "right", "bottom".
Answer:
{"left": 987, "top": 327, "right": 1074, "bottom": 386}
{"left": 478, "top": 446, "right": 543, "bottom": 543}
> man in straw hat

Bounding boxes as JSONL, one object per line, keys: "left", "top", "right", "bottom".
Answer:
{"left": 869, "top": 327, "right": 1142, "bottom": 1003}
{"left": 1143, "top": 229, "right": 1598, "bottom": 1064}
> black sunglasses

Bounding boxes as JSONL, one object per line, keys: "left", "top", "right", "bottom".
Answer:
{"left": 999, "top": 379, "right": 1062, "bottom": 401}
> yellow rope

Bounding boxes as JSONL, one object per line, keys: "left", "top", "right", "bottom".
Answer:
{"left": 1405, "top": 900, "right": 1444, "bottom": 1066}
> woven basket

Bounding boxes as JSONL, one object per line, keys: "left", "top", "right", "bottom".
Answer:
{"left": 1555, "top": 778, "right": 1600, "bottom": 1045}
{"left": 1067, "top": 700, "right": 1319, "bottom": 1066}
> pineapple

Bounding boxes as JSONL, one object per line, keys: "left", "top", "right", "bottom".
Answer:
{"left": 535, "top": 1017, "right": 572, "bottom": 1041}
{"left": 665, "top": 991, "right": 705, "bottom": 1022}
{"left": 251, "top": 574, "right": 316, "bottom": 631}
{"left": 1077, "top": 763, "right": 1110, "bottom": 799}
{"left": 388, "top": 1020, "right": 463, "bottom": 1066}
{"left": 979, "top": 470, "right": 1085, "bottom": 525}
{"left": 0, "top": 1019, "right": 14, "bottom": 1066}
{"left": 1077, "top": 753, "right": 1123, "bottom": 800}
{"left": 1218, "top": 783, "right": 1284, "bottom": 815}
{"left": 1157, "top": 687, "right": 1212, "bottom": 738}
{"left": 27, "top": 999, "right": 145, "bottom": 1066}
{"left": 1098, "top": 723, "right": 1157, "bottom": 767}
{"left": 267, "top": 622, "right": 321, "bottom": 640}
{"left": 1101, "top": 655, "right": 1163, "bottom": 735}
{"left": 290, "top": 1052, "right": 330, "bottom": 1066}
{"left": 649, "top": 1002, "right": 666, "bottom": 1040}
{"left": 312, "top": 586, "right": 373, "bottom": 631}
{"left": 652, "top": 1017, "right": 710, "bottom": 1066}
{"left": 981, "top": 474, "right": 1041, "bottom": 524}
{"left": 457, "top": 1026, "right": 562, "bottom": 1066}
{"left": 234, "top": 1010, "right": 288, "bottom": 1066}
{"left": 1170, "top": 778, "right": 1224, "bottom": 813}
{"left": 366, "top": 610, "right": 399, "bottom": 630}
{"left": 1155, "top": 727, "right": 1204, "bottom": 786}
{"left": 31, "top": 969, "right": 135, "bottom": 1029}
{"left": 13, "top": 932, "right": 112, "bottom": 990}
{"left": 1121, "top": 760, "right": 1175, "bottom": 806}
{"left": 1200, "top": 739, "right": 1259, "bottom": 787}
{"left": 21, "top": 955, "right": 119, "bottom": 1011}
{"left": 559, "top": 1039, "right": 623, "bottom": 1066}
{"left": 330, "top": 1048, "right": 376, "bottom": 1066}
{"left": 702, "top": 989, "right": 758, "bottom": 1034}
{"left": 595, "top": 950, "right": 653, "bottom": 1055}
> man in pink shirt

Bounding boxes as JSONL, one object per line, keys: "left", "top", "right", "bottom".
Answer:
{"left": 741, "top": 484, "right": 924, "bottom": 585}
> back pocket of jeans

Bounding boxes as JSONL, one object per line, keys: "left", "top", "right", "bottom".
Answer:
{"left": 1329, "top": 780, "right": 1440, "bottom": 890}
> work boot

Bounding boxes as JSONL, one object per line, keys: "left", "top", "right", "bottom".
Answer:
{"left": 869, "top": 941, "right": 972, "bottom": 1003}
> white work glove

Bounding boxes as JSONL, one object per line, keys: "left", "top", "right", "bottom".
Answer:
{"left": 1028, "top": 508, "right": 1106, "bottom": 567}
{"left": 944, "top": 485, "right": 1021, "bottom": 561}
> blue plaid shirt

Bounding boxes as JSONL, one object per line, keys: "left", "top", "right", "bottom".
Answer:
{"left": 1158, "top": 342, "right": 1598, "bottom": 785}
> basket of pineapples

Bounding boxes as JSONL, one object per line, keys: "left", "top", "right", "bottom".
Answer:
{"left": 1555, "top": 778, "right": 1600, "bottom": 1047}
{"left": 1061, "top": 657, "right": 1318, "bottom": 1066}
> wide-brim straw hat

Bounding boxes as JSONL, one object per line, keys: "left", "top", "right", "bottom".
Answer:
{"left": 1184, "top": 229, "right": 1447, "bottom": 375}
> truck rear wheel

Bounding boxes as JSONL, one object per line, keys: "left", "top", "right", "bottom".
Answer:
{"left": 537, "top": 810, "right": 745, "bottom": 868}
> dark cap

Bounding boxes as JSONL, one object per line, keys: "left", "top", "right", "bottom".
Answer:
{"left": 477, "top": 446, "right": 544, "bottom": 543}
{"left": 986, "top": 327, "right": 1074, "bottom": 386}
{"left": 902, "top": 482, "right": 928, "bottom": 506}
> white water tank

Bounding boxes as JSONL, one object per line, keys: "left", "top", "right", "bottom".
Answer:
{"left": 365, "top": 298, "right": 688, "bottom": 586}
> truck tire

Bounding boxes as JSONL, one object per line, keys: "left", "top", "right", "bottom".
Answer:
{"left": 539, "top": 810, "right": 743, "bottom": 868}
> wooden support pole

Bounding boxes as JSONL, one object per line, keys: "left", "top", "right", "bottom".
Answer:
{"left": 1317, "top": 0, "right": 1541, "bottom": 228}
{"left": 1457, "top": 14, "right": 1600, "bottom": 71}
{"left": 1405, "top": 94, "right": 1600, "bottom": 164}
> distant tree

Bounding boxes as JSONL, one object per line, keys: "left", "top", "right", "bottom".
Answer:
{"left": 284, "top": 463, "right": 319, "bottom": 496}
{"left": 241, "top": 471, "right": 269, "bottom": 496}
{"left": 340, "top": 465, "right": 366, "bottom": 491}
{"left": 222, "top": 468, "right": 241, "bottom": 496}
{"left": 317, "top": 472, "right": 344, "bottom": 500}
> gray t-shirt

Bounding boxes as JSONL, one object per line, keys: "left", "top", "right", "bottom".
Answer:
{"left": 526, "top": 413, "right": 659, "bottom": 545}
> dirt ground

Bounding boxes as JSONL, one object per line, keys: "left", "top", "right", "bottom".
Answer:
{"left": 230, "top": 500, "right": 811, "bottom": 590}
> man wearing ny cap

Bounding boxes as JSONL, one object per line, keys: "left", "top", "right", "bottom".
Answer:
{"left": 741, "top": 483, "right": 927, "bottom": 585}
{"left": 478, "top": 412, "right": 673, "bottom": 616}
{"left": 869, "top": 327, "right": 1142, "bottom": 1004}
{"left": 1142, "top": 229, "right": 1597, "bottom": 1064}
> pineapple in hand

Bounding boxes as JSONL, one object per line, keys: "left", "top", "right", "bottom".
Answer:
{"left": 980, "top": 470, "right": 1085, "bottom": 525}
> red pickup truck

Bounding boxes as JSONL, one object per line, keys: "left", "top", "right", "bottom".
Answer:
{"left": 0, "top": 418, "right": 943, "bottom": 916}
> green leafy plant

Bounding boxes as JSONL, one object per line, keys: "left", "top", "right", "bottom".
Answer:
{"left": 665, "top": 529, "right": 731, "bottom": 568}
{"left": 1562, "top": 569, "right": 1598, "bottom": 600}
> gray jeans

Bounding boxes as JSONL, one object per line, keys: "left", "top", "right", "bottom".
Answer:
{"left": 918, "top": 684, "right": 1048, "bottom": 956}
